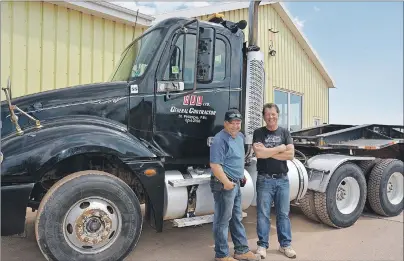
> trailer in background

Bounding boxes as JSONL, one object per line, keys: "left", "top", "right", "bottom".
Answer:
{"left": 289, "top": 123, "right": 403, "bottom": 227}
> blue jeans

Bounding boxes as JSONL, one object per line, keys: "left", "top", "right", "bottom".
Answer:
{"left": 256, "top": 174, "right": 292, "bottom": 248}
{"left": 211, "top": 177, "right": 250, "bottom": 258}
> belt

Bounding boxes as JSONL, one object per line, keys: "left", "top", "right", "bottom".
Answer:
{"left": 211, "top": 175, "right": 240, "bottom": 183}
{"left": 259, "top": 173, "right": 287, "bottom": 179}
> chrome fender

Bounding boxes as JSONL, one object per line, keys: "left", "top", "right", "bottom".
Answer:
{"left": 306, "top": 154, "right": 375, "bottom": 193}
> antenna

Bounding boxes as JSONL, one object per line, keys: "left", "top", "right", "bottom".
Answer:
{"left": 132, "top": 8, "right": 139, "bottom": 41}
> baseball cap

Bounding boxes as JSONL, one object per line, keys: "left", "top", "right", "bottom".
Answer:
{"left": 225, "top": 109, "right": 242, "bottom": 122}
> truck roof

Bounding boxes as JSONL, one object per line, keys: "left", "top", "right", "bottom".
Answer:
{"left": 151, "top": 17, "right": 231, "bottom": 31}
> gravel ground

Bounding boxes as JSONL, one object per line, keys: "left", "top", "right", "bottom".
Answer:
{"left": 1, "top": 206, "right": 403, "bottom": 261}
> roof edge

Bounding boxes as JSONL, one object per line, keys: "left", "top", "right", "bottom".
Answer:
{"left": 47, "top": 0, "right": 154, "bottom": 27}
{"left": 153, "top": 1, "right": 274, "bottom": 24}
{"left": 153, "top": 1, "right": 335, "bottom": 88}
{"left": 274, "top": 2, "right": 335, "bottom": 88}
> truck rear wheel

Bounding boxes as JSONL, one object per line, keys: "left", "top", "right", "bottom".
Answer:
{"left": 357, "top": 159, "right": 381, "bottom": 212}
{"left": 358, "top": 159, "right": 379, "bottom": 177}
{"left": 299, "top": 190, "right": 320, "bottom": 222}
{"left": 35, "top": 170, "right": 143, "bottom": 261}
{"left": 367, "top": 159, "right": 403, "bottom": 217}
{"left": 314, "top": 163, "right": 367, "bottom": 228}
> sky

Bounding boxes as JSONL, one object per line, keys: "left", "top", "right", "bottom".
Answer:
{"left": 114, "top": 1, "right": 403, "bottom": 126}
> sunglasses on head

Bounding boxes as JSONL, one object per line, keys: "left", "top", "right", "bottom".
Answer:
{"left": 228, "top": 113, "right": 242, "bottom": 118}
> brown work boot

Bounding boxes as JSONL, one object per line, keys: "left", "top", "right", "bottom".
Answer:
{"left": 215, "top": 256, "right": 238, "bottom": 261}
{"left": 279, "top": 246, "right": 297, "bottom": 259}
{"left": 234, "top": 251, "right": 260, "bottom": 261}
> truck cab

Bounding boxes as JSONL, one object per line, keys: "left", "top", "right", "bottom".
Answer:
{"left": 109, "top": 17, "right": 246, "bottom": 166}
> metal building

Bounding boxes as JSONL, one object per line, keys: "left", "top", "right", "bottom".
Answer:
{"left": 1, "top": 1, "right": 335, "bottom": 130}
{"left": 1, "top": 1, "right": 153, "bottom": 98}
{"left": 155, "top": 2, "right": 336, "bottom": 130}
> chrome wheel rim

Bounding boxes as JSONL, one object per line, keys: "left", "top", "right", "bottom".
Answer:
{"left": 63, "top": 197, "right": 121, "bottom": 254}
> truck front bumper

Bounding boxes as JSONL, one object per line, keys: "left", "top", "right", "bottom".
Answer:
{"left": 1, "top": 183, "right": 34, "bottom": 236}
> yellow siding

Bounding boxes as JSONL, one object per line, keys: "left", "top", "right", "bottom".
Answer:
{"left": 197, "top": 5, "right": 329, "bottom": 127}
{"left": 2, "top": 2, "right": 329, "bottom": 128}
{"left": 1, "top": 1, "right": 146, "bottom": 99}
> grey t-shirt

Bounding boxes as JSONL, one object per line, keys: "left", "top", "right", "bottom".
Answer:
{"left": 253, "top": 126, "right": 293, "bottom": 175}
{"left": 210, "top": 129, "right": 245, "bottom": 180}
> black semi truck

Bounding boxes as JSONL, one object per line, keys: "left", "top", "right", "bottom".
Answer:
{"left": 1, "top": 1, "right": 403, "bottom": 260}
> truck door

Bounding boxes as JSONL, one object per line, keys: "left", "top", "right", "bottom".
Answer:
{"left": 153, "top": 23, "right": 231, "bottom": 164}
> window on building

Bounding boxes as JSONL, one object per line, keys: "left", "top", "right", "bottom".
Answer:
{"left": 274, "top": 89, "right": 303, "bottom": 131}
{"left": 314, "top": 117, "right": 321, "bottom": 126}
{"left": 274, "top": 90, "right": 288, "bottom": 129}
{"left": 163, "top": 34, "right": 226, "bottom": 88}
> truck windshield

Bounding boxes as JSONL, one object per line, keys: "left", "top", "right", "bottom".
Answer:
{"left": 109, "top": 28, "right": 164, "bottom": 82}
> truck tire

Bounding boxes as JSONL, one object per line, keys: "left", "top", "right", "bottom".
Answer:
{"left": 358, "top": 159, "right": 379, "bottom": 177}
{"left": 367, "top": 159, "right": 403, "bottom": 217}
{"left": 299, "top": 190, "right": 320, "bottom": 222}
{"left": 314, "top": 163, "right": 367, "bottom": 228}
{"left": 357, "top": 159, "right": 381, "bottom": 212}
{"left": 35, "top": 170, "right": 143, "bottom": 261}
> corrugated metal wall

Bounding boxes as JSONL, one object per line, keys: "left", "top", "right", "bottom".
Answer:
{"left": 2, "top": 2, "right": 329, "bottom": 128}
{"left": 1, "top": 1, "right": 146, "bottom": 99}
{"left": 198, "top": 4, "right": 329, "bottom": 128}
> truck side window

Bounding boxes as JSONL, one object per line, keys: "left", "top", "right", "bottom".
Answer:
{"left": 162, "top": 34, "right": 227, "bottom": 88}
{"left": 163, "top": 34, "right": 196, "bottom": 89}
{"left": 213, "top": 39, "right": 226, "bottom": 81}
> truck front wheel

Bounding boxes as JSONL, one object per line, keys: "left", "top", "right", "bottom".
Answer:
{"left": 314, "top": 163, "right": 367, "bottom": 228}
{"left": 35, "top": 170, "right": 143, "bottom": 261}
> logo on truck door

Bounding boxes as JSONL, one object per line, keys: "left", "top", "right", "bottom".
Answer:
{"left": 169, "top": 94, "right": 215, "bottom": 124}
{"left": 183, "top": 95, "right": 206, "bottom": 106}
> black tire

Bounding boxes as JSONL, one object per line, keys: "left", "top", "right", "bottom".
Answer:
{"left": 314, "top": 163, "right": 367, "bottom": 228}
{"left": 357, "top": 159, "right": 381, "bottom": 212}
{"left": 35, "top": 170, "right": 143, "bottom": 261}
{"left": 367, "top": 159, "right": 404, "bottom": 217}
{"left": 358, "top": 159, "right": 379, "bottom": 177}
{"left": 299, "top": 190, "right": 320, "bottom": 222}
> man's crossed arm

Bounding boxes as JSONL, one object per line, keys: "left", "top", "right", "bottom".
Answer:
{"left": 253, "top": 143, "right": 295, "bottom": 160}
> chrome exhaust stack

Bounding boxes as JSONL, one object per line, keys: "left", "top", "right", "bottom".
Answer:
{"left": 244, "top": 0, "right": 265, "bottom": 145}
{"left": 248, "top": 0, "right": 261, "bottom": 49}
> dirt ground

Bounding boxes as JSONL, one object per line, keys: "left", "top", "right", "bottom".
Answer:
{"left": 1, "top": 206, "right": 403, "bottom": 261}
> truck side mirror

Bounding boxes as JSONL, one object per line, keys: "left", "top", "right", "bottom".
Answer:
{"left": 197, "top": 27, "right": 216, "bottom": 83}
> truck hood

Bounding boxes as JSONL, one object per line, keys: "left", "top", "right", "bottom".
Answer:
{"left": 1, "top": 81, "right": 130, "bottom": 138}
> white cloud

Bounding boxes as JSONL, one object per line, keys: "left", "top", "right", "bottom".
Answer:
{"left": 193, "top": 2, "right": 210, "bottom": 8}
{"left": 112, "top": 1, "right": 212, "bottom": 16}
{"left": 292, "top": 16, "right": 306, "bottom": 30}
{"left": 313, "top": 5, "right": 320, "bottom": 12}
{"left": 113, "top": 2, "right": 155, "bottom": 15}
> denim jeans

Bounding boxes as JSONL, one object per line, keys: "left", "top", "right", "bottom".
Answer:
{"left": 256, "top": 174, "right": 292, "bottom": 249}
{"left": 211, "top": 177, "right": 250, "bottom": 258}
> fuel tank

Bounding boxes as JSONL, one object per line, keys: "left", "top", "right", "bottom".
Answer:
{"left": 245, "top": 157, "right": 309, "bottom": 206}
{"left": 163, "top": 169, "right": 255, "bottom": 220}
{"left": 162, "top": 158, "right": 308, "bottom": 220}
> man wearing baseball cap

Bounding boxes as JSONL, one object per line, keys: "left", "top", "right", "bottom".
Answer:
{"left": 209, "top": 109, "right": 259, "bottom": 261}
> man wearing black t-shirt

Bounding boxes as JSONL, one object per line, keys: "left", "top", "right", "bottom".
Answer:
{"left": 252, "top": 103, "right": 297, "bottom": 259}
